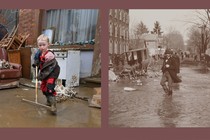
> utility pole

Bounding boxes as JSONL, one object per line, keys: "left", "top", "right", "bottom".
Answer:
{"left": 199, "top": 25, "right": 206, "bottom": 60}
{"left": 201, "top": 25, "right": 205, "bottom": 53}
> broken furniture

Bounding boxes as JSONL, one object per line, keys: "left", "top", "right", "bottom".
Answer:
{"left": 0, "top": 48, "right": 22, "bottom": 89}
{"left": 7, "top": 33, "right": 30, "bottom": 50}
{"left": 0, "top": 25, "right": 30, "bottom": 50}
{"left": 0, "top": 25, "right": 18, "bottom": 49}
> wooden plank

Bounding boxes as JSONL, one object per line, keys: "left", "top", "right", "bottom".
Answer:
{"left": 7, "top": 50, "right": 21, "bottom": 64}
{"left": 20, "top": 47, "right": 31, "bottom": 79}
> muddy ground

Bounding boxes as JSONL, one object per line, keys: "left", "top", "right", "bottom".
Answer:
{"left": 0, "top": 82, "right": 101, "bottom": 128}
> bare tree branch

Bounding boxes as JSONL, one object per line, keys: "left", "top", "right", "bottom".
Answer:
{"left": 205, "top": 9, "right": 210, "bottom": 22}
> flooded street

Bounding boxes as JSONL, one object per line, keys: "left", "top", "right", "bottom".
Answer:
{"left": 0, "top": 84, "right": 101, "bottom": 128}
{"left": 109, "top": 63, "right": 210, "bottom": 127}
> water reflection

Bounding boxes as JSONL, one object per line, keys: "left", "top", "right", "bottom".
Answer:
{"left": 173, "top": 83, "right": 180, "bottom": 90}
{"left": 157, "top": 96, "right": 181, "bottom": 127}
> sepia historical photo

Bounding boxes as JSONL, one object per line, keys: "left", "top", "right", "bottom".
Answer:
{"left": 0, "top": 9, "right": 101, "bottom": 127}
{"left": 109, "top": 9, "right": 210, "bottom": 127}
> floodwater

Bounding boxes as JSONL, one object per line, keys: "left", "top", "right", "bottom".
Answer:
{"left": 0, "top": 84, "right": 101, "bottom": 128}
{"left": 109, "top": 64, "right": 210, "bottom": 127}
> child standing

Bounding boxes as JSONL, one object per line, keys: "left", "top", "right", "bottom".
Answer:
{"left": 33, "top": 34, "right": 60, "bottom": 115}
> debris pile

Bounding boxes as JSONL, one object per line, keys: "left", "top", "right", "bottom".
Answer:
{"left": 109, "top": 69, "right": 118, "bottom": 81}
{"left": 54, "top": 82, "right": 77, "bottom": 103}
{"left": 89, "top": 88, "right": 101, "bottom": 108}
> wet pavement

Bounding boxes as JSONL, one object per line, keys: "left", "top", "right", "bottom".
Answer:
{"left": 109, "top": 62, "right": 210, "bottom": 127}
{"left": 0, "top": 81, "right": 101, "bottom": 128}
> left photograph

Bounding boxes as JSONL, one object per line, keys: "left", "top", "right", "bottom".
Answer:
{"left": 0, "top": 9, "right": 101, "bottom": 127}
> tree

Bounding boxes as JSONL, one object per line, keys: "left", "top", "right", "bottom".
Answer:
{"left": 205, "top": 9, "right": 210, "bottom": 22}
{"left": 186, "top": 10, "right": 210, "bottom": 56}
{"left": 194, "top": 10, "right": 210, "bottom": 54}
{"left": 133, "top": 21, "right": 149, "bottom": 39}
{"left": 200, "top": 25, "right": 210, "bottom": 54}
{"left": 187, "top": 25, "right": 201, "bottom": 54}
{"left": 129, "top": 21, "right": 148, "bottom": 49}
{"left": 163, "top": 28, "right": 184, "bottom": 51}
{"left": 187, "top": 24, "right": 210, "bottom": 58}
{"left": 152, "top": 21, "right": 163, "bottom": 35}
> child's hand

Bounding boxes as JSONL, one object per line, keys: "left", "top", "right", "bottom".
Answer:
{"left": 32, "top": 63, "right": 37, "bottom": 68}
{"left": 32, "top": 59, "right": 40, "bottom": 68}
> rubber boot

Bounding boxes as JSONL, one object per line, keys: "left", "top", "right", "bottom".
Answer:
{"left": 43, "top": 92, "right": 51, "bottom": 106}
{"left": 46, "top": 95, "right": 51, "bottom": 106}
{"left": 49, "top": 96, "right": 57, "bottom": 115}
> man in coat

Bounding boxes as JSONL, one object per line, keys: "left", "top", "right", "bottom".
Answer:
{"left": 160, "top": 49, "right": 182, "bottom": 96}
{"left": 173, "top": 52, "right": 180, "bottom": 74}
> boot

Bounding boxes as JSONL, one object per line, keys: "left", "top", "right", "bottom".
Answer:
{"left": 43, "top": 92, "right": 51, "bottom": 106}
{"left": 46, "top": 96, "right": 51, "bottom": 106}
{"left": 162, "top": 85, "right": 169, "bottom": 94}
{"left": 168, "top": 88, "right": 173, "bottom": 96}
{"left": 49, "top": 96, "right": 57, "bottom": 115}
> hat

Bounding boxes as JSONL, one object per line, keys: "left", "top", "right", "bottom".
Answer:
{"left": 164, "top": 49, "right": 173, "bottom": 54}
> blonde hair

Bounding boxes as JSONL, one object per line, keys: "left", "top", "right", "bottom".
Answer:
{"left": 37, "top": 34, "right": 49, "bottom": 43}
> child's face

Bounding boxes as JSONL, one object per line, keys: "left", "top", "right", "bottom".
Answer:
{"left": 38, "top": 40, "right": 49, "bottom": 52}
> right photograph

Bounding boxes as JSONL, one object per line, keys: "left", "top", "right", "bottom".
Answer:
{"left": 109, "top": 9, "right": 210, "bottom": 127}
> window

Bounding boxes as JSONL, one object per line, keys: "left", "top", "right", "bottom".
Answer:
{"left": 45, "top": 9, "right": 98, "bottom": 44}
{"left": 0, "top": 9, "right": 18, "bottom": 35}
{"left": 117, "top": 26, "right": 120, "bottom": 37}
{"left": 124, "top": 29, "right": 127, "bottom": 39}
{"left": 115, "top": 10, "right": 117, "bottom": 18}
{"left": 115, "top": 26, "right": 117, "bottom": 37}
{"left": 125, "top": 12, "right": 128, "bottom": 23}
{"left": 121, "top": 12, "right": 124, "bottom": 22}
{"left": 126, "top": 29, "right": 129, "bottom": 39}
{"left": 120, "top": 42, "right": 125, "bottom": 54}
{"left": 126, "top": 43, "right": 129, "bottom": 52}
{"left": 114, "top": 41, "right": 118, "bottom": 54}
{"left": 109, "top": 39, "right": 113, "bottom": 54}
{"left": 109, "top": 21, "right": 112, "bottom": 36}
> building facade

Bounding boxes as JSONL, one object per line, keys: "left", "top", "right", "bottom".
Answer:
{"left": 109, "top": 9, "right": 129, "bottom": 55}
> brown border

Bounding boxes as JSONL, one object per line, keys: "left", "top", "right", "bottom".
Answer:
{"left": 1, "top": 0, "right": 210, "bottom": 140}
{"left": 0, "top": 0, "right": 210, "bottom": 8}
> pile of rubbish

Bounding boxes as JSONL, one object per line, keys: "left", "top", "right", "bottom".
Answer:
{"left": 109, "top": 69, "right": 118, "bottom": 81}
{"left": 54, "top": 82, "right": 101, "bottom": 108}
{"left": 54, "top": 83, "right": 77, "bottom": 103}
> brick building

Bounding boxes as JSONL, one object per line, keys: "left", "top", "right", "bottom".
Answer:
{"left": 109, "top": 9, "right": 129, "bottom": 55}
